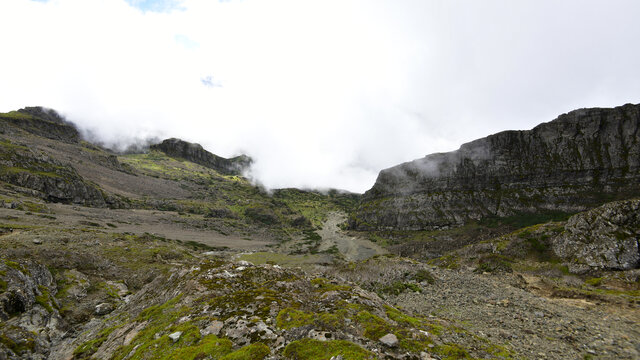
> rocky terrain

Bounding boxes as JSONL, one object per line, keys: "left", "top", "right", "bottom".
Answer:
{"left": 352, "top": 103, "right": 640, "bottom": 231}
{"left": 0, "top": 105, "right": 638, "bottom": 359}
{"left": 149, "top": 139, "right": 252, "bottom": 176}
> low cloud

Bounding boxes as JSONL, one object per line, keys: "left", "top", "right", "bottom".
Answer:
{"left": 1, "top": 0, "right": 639, "bottom": 193}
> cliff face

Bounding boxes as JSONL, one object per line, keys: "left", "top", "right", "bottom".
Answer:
{"left": 352, "top": 103, "right": 640, "bottom": 230}
{"left": 0, "top": 107, "right": 80, "bottom": 143}
{"left": 150, "top": 138, "right": 252, "bottom": 175}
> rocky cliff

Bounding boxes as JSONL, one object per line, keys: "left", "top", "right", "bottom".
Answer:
{"left": 0, "top": 139, "right": 107, "bottom": 206}
{"left": 150, "top": 138, "right": 252, "bottom": 175}
{"left": 0, "top": 107, "right": 80, "bottom": 143}
{"left": 352, "top": 103, "right": 640, "bottom": 230}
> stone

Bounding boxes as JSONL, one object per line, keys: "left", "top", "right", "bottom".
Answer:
{"left": 379, "top": 333, "right": 398, "bottom": 347}
{"left": 168, "top": 331, "right": 182, "bottom": 342}
{"left": 32, "top": 239, "right": 42, "bottom": 245}
{"left": 201, "top": 320, "right": 224, "bottom": 336}
{"left": 352, "top": 103, "right": 640, "bottom": 231}
{"left": 94, "top": 303, "right": 114, "bottom": 316}
{"left": 309, "top": 329, "right": 333, "bottom": 342}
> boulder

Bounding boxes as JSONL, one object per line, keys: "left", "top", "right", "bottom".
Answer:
{"left": 379, "top": 333, "right": 398, "bottom": 347}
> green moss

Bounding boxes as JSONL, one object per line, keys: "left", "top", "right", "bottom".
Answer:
{"left": 276, "top": 308, "right": 314, "bottom": 329}
{"left": 0, "top": 331, "right": 36, "bottom": 354}
{"left": 310, "top": 278, "right": 351, "bottom": 293}
{"left": 283, "top": 338, "right": 374, "bottom": 360}
{"left": 98, "top": 282, "right": 121, "bottom": 299}
{"left": 413, "top": 269, "right": 435, "bottom": 284}
{"left": 0, "top": 279, "right": 7, "bottom": 293}
{"left": 16, "top": 201, "right": 49, "bottom": 213}
{"left": 0, "top": 166, "right": 63, "bottom": 179}
{"left": 0, "top": 111, "right": 37, "bottom": 121}
{"left": 428, "top": 254, "right": 460, "bottom": 270}
{"left": 275, "top": 308, "right": 345, "bottom": 332}
{"left": 4, "top": 260, "right": 29, "bottom": 275}
{"left": 384, "top": 306, "right": 422, "bottom": 328}
{"left": 73, "top": 325, "right": 120, "bottom": 359}
{"left": 474, "top": 254, "right": 513, "bottom": 273}
{"left": 167, "top": 335, "right": 233, "bottom": 360}
{"left": 585, "top": 277, "right": 603, "bottom": 287}
{"left": 380, "top": 282, "right": 421, "bottom": 295}
{"left": 480, "top": 211, "right": 572, "bottom": 229}
{"left": 434, "top": 343, "right": 471, "bottom": 359}
{"left": 137, "top": 295, "right": 183, "bottom": 321}
{"left": 237, "top": 252, "right": 323, "bottom": 267}
{"left": 354, "top": 311, "right": 392, "bottom": 340}
{"left": 35, "top": 285, "right": 55, "bottom": 313}
{"left": 221, "top": 343, "right": 270, "bottom": 360}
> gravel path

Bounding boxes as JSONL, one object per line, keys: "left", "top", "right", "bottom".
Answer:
{"left": 393, "top": 267, "right": 640, "bottom": 359}
{"left": 317, "top": 211, "right": 387, "bottom": 261}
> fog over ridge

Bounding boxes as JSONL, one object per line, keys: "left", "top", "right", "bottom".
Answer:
{"left": 1, "top": 0, "right": 639, "bottom": 193}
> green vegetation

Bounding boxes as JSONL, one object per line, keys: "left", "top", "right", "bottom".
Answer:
{"left": 585, "top": 277, "right": 603, "bottom": 287}
{"left": 481, "top": 211, "right": 572, "bottom": 229}
{"left": 168, "top": 335, "right": 234, "bottom": 360}
{"left": 34, "top": 285, "right": 55, "bottom": 313}
{"left": 276, "top": 308, "right": 343, "bottom": 331}
{"left": 0, "top": 329, "right": 36, "bottom": 354}
{"left": 4, "top": 260, "right": 29, "bottom": 275}
{"left": 434, "top": 343, "right": 471, "bottom": 359}
{"left": 16, "top": 201, "right": 50, "bottom": 213}
{"left": 413, "top": 269, "right": 435, "bottom": 284}
{"left": 73, "top": 326, "right": 120, "bottom": 359}
{"left": 221, "top": 343, "right": 270, "bottom": 360}
{"left": 310, "top": 277, "right": 351, "bottom": 293}
{"left": 380, "top": 281, "right": 421, "bottom": 295}
{"left": 474, "top": 254, "right": 513, "bottom": 273}
{"left": 237, "top": 252, "right": 325, "bottom": 267}
{"left": 283, "top": 339, "right": 374, "bottom": 360}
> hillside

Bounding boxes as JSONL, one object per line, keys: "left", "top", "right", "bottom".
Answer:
{"left": 0, "top": 106, "right": 638, "bottom": 360}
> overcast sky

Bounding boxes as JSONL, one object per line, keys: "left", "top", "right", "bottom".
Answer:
{"left": 1, "top": 0, "right": 639, "bottom": 192}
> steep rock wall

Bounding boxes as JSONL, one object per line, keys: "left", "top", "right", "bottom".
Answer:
{"left": 150, "top": 138, "right": 252, "bottom": 175}
{"left": 352, "top": 103, "right": 640, "bottom": 230}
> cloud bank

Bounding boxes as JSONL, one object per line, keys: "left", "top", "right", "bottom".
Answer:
{"left": 1, "top": 0, "right": 639, "bottom": 192}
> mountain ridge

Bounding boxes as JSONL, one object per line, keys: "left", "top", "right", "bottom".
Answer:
{"left": 351, "top": 103, "right": 640, "bottom": 230}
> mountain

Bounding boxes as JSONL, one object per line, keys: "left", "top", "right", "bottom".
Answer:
{"left": 0, "top": 105, "right": 639, "bottom": 360}
{"left": 351, "top": 103, "right": 640, "bottom": 231}
{"left": 150, "top": 138, "right": 252, "bottom": 176}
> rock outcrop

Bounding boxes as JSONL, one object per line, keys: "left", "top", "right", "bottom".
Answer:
{"left": 552, "top": 199, "right": 640, "bottom": 271}
{"left": 0, "top": 107, "right": 80, "bottom": 143}
{"left": 0, "top": 260, "right": 65, "bottom": 359}
{"left": 352, "top": 103, "right": 640, "bottom": 230}
{"left": 150, "top": 138, "right": 252, "bottom": 175}
{"left": 0, "top": 139, "right": 107, "bottom": 206}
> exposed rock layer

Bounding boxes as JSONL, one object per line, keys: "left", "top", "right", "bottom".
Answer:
{"left": 352, "top": 103, "right": 640, "bottom": 230}
{"left": 0, "top": 139, "right": 107, "bottom": 206}
{"left": 0, "top": 107, "right": 80, "bottom": 143}
{"left": 150, "top": 138, "right": 252, "bottom": 175}
{"left": 552, "top": 199, "right": 640, "bottom": 271}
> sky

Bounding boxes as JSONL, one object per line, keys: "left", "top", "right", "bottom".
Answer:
{"left": 1, "top": 0, "right": 639, "bottom": 193}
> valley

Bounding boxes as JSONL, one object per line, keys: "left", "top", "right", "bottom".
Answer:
{"left": 0, "top": 106, "right": 638, "bottom": 360}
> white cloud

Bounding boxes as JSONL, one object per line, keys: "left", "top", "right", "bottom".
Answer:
{"left": 1, "top": 0, "right": 639, "bottom": 192}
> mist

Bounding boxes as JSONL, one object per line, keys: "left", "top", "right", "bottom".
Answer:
{"left": 1, "top": 0, "right": 639, "bottom": 193}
